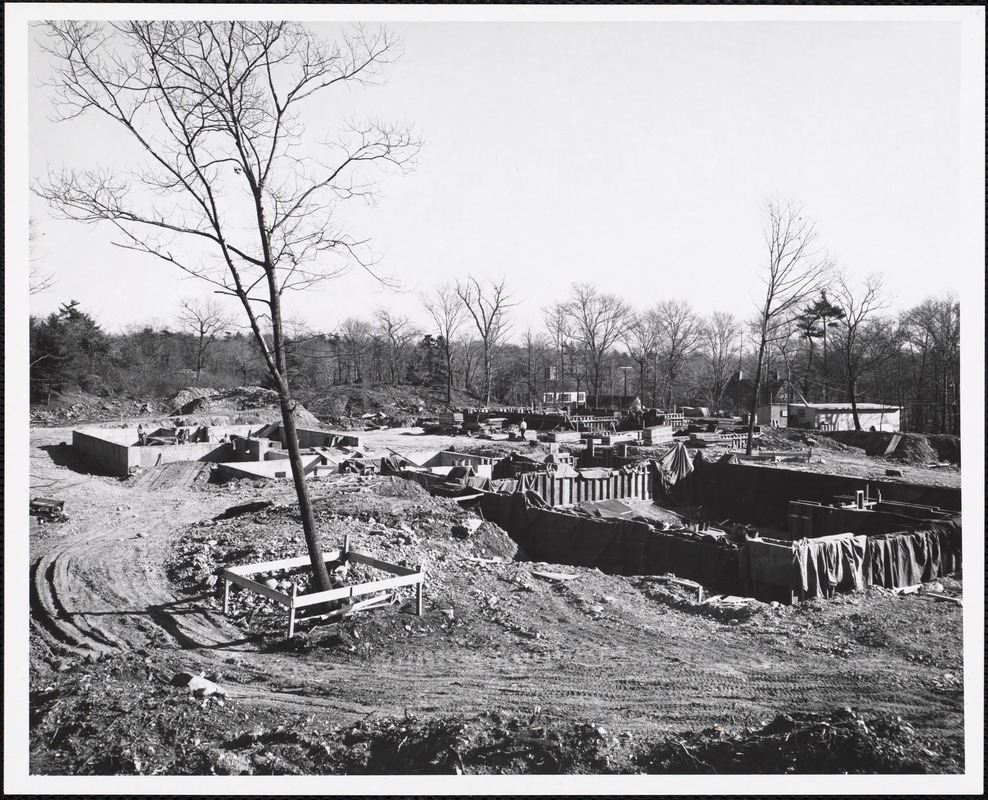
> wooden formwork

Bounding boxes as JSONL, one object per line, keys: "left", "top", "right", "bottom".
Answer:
{"left": 221, "top": 536, "right": 424, "bottom": 638}
{"left": 522, "top": 464, "right": 653, "bottom": 507}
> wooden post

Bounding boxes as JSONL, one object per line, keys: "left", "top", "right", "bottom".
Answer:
{"left": 222, "top": 578, "right": 230, "bottom": 615}
{"left": 343, "top": 534, "right": 351, "bottom": 561}
{"left": 287, "top": 581, "right": 298, "bottom": 638}
{"left": 415, "top": 565, "right": 424, "bottom": 616}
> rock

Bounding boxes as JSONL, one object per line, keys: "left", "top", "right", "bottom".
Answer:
{"left": 728, "top": 618, "right": 740, "bottom": 625}
{"left": 886, "top": 468, "right": 903, "bottom": 477}
{"left": 203, "top": 575, "right": 219, "bottom": 588}
{"left": 263, "top": 578, "right": 278, "bottom": 590}
{"left": 602, "top": 595, "right": 618, "bottom": 604}
{"left": 170, "top": 672, "right": 226, "bottom": 698}
{"left": 588, "top": 604, "right": 605, "bottom": 615}
{"left": 211, "top": 750, "right": 252, "bottom": 775}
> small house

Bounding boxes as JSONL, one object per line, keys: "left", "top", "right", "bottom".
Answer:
{"left": 787, "top": 403, "right": 900, "bottom": 432}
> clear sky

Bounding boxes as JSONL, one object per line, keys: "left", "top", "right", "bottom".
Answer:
{"left": 19, "top": 8, "right": 981, "bottom": 339}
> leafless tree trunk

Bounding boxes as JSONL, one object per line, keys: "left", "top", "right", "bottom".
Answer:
{"left": 831, "top": 271, "right": 893, "bottom": 430}
{"left": 652, "top": 299, "right": 702, "bottom": 410}
{"left": 542, "top": 302, "right": 571, "bottom": 402}
{"left": 623, "top": 311, "right": 660, "bottom": 406}
{"left": 701, "top": 311, "right": 741, "bottom": 409}
{"left": 422, "top": 283, "right": 466, "bottom": 404}
{"left": 455, "top": 276, "right": 516, "bottom": 406}
{"left": 177, "top": 298, "right": 233, "bottom": 385}
{"left": 563, "top": 283, "right": 632, "bottom": 407}
{"left": 372, "top": 308, "right": 418, "bottom": 386}
{"left": 34, "top": 21, "right": 419, "bottom": 592}
{"left": 746, "top": 199, "right": 831, "bottom": 454}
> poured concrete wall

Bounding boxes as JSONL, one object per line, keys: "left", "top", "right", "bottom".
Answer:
{"left": 217, "top": 454, "right": 326, "bottom": 480}
{"left": 424, "top": 451, "right": 503, "bottom": 469}
{"left": 74, "top": 424, "right": 258, "bottom": 477}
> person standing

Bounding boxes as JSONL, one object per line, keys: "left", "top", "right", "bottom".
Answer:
{"left": 519, "top": 419, "right": 528, "bottom": 441}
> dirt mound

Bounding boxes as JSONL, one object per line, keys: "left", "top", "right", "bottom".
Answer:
{"left": 168, "top": 387, "right": 219, "bottom": 415}
{"left": 636, "top": 708, "right": 956, "bottom": 774}
{"left": 924, "top": 434, "right": 960, "bottom": 465}
{"left": 759, "top": 428, "right": 855, "bottom": 454}
{"left": 889, "top": 434, "right": 939, "bottom": 465}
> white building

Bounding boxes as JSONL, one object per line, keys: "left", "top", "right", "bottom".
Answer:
{"left": 787, "top": 403, "right": 901, "bottom": 432}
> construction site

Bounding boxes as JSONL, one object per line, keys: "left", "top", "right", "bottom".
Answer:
{"left": 27, "top": 390, "right": 966, "bottom": 777}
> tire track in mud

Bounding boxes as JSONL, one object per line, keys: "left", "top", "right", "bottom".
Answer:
{"left": 28, "top": 426, "right": 964, "bottom": 747}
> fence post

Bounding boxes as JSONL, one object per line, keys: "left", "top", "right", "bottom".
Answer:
{"left": 222, "top": 577, "right": 230, "bottom": 616}
{"left": 415, "top": 565, "right": 424, "bottom": 616}
{"left": 287, "top": 581, "right": 298, "bottom": 638}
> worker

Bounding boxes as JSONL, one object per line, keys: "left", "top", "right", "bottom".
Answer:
{"left": 137, "top": 424, "right": 146, "bottom": 446}
{"left": 518, "top": 419, "right": 528, "bottom": 440}
{"left": 177, "top": 427, "right": 188, "bottom": 444}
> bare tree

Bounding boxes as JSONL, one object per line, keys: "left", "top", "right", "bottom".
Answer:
{"left": 34, "top": 21, "right": 419, "bottom": 592}
{"left": 564, "top": 283, "right": 632, "bottom": 406}
{"left": 372, "top": 307, "right": 418, "bottom": 385}
{"left": 421, "top": 282, "right": 466, "bottom": 403}
{"left": 701, "top": 311, "right": 741, "bottom": 410}
{"left": 541, "top": 302, "right": 571, "bottom": 402}
{"left": 652, "top": 299, "right": 702, "bottom": 409}
{"left": 455, "top": 276, "right": 516, "bottom": 406}
{"left": 746, "top": 199, "right": 832, "bottom": 454}
{"left": 29, "top": 217, "right": 57, "bottom": 295}
{"left": 830, "top": 271, "right": 895, "bottom": 430}
{"left": 622, "top": 311, "right": 658, "bottom": 406}
{"left": 899, "top": 295, "right": 960, "bottom": 434}
{"left": 336, "top": 317, "right": 373, "bottom": 384}
{"left": 177, "top": 298, "right": 234, "bottom": 384}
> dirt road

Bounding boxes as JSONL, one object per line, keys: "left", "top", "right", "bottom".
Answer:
{"left": 27, "top": 425, "right": 965, "bottom": 773}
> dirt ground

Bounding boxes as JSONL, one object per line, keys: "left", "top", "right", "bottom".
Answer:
{"left": 24, "top": 423, "right": 966, "bottom": 776}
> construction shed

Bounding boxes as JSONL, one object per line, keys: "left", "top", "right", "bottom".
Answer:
{"left": 787, "top": 403, "right": 900, "bottom": 432}
{"left": 756, "top": 403, "right": 789, "bottom": 428}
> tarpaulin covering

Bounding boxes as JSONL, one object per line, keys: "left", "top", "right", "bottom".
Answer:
{"left": 656, "top": 442, "right": 694, "bottom": 496}
{"left": 575, "top": 499, "right": 634, "bottom": 518}
{"left": 795, "top": 533, "right": 868, "bottom": 599}
{"left": 739, "top": 520, "right": 961, "bottom": 600}
{"left": 379, "top": 456, "right": 413, "bottom": 476}
{"left": 865, "top": 520, "right": 962, "bottom": 588}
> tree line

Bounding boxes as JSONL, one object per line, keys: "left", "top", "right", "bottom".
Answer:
{"left": 31, "top": 282, "right": 960, "bottom": 437}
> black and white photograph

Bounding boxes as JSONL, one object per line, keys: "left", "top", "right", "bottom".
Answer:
{"left": 5, "top": 3, "right": 984, "bottom": 794}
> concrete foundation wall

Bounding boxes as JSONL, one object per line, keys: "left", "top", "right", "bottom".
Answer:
{"left": 425, "top": 451, "right": 503, "bottom": 469}
{"left": 73, "top": 430, "right": 133, "bottom": 476}
{"left": 74, "top": 424, "right": 259, "bottom": 477}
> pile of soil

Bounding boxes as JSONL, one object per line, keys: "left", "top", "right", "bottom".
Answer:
{"left": 168, "top": 387, "right": 220, "bottom": 415}
{"left": 635, "top": 708, "right": 957, "bottom": 774}
{"left": 924, "top": 434, "right": 961, "bottom": 465}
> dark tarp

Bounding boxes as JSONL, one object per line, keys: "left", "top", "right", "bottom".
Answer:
{"left": 575, "top": 499, "right": 634, "bottom": 518}
{"left": 865, "top": 520, "right": 962, "bottom": 588}
{"left": 379, "top": 456, "right": 413, "bottom": 476}
{"left": 795, "top": 533, "right": 868, "bottom": 599}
